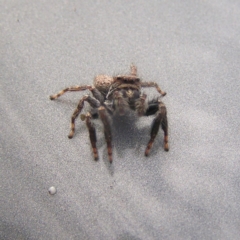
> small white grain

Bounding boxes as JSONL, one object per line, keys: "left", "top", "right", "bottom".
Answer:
{"left": 48, "top": 186, "right": 57, "bottom": 195}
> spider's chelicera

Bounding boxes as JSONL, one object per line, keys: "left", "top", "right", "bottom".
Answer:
{"left": 50, "top": 65, "right": 169, "bottom": 162}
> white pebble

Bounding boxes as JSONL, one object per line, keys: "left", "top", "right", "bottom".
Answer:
{"left": 48, "top": 186, "right": 57, "bottom": 195}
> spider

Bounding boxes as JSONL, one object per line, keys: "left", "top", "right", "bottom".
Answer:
{"left": 50, "top": 65, "right": 169, "bottom": 163}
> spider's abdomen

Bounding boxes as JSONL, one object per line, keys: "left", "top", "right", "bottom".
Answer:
{"left": 94, "top": 75, "right": 114, "bottom": 94}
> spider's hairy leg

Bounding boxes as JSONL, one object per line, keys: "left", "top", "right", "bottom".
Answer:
{"left": 141, "top": 81, "right": 166, "bottom": 96}
{"left": 50, "top": 85, "right": 92, "bottom": 100}
{"left": 161, "top": 111, "right": 169, "bottom": 152}
{"left": 145, "top": 101, "right": 169, "bottom": 156}
{"left": 135, "top": 93, "right": 147, "bottom": 116}
{"left": 113, "top": 90, "right": 129, "bottom": 116}
{"left": 68, "top": 95, "right": 100, "bottom": 138}
{"left": 98, "top": 106, "right": 113, "bottom": 163}
{"left": 85, "top": 112, "right": 99, "bottom": 161}
{"left": 130, "top": 64, "right": 137, "bottom": 76}
{"left": 91, "top": 87, "right": 105, "bottom": 103}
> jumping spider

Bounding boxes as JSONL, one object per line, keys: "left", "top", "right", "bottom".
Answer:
{"left": 50, "top": 65, "right": 169, "bottom": 163}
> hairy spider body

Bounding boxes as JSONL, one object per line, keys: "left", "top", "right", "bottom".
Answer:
{"left": 50, "top": 65, "right": 169, "bottom": 162}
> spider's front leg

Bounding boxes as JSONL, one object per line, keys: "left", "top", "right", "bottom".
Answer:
{"left": 50, "top": 85, "right": 92, "bottom": 100}
{"left": 68, "top": 95, "right": 100, "bottom": 138}
{"left": 85, "top": 112, "right": 99, "bottom": 161}
{"left": 135, "top": 93, "right": 147, "bottom": 116}
{"left": 145, "top": 101, "right": 169, "bottom": 156}
{"left": 141, "top": 81, "right": 166, "bottom": 96}
{"left": 113, "top": 90, "right": 129, "bottom": 115}
{"left": 98, "top": 106, "right": 113, "bottom": 163}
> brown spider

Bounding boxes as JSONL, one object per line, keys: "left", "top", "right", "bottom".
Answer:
{"left": 50, "top": 65, "right": 169, "bottom": 163}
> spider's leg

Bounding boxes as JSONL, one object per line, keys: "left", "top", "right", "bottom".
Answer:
{"left": 85, "top": 112, "right": 99, "bottom": 161}
{"left": 130, "top": 64, "right": 137, "bottom": 76}
{"left": 141, "top": 81, "right": 166, "bottom": 96}
{"left": 113, "top": 90, "right": 129, "bottom": 116}
{"left": 98, "top": 106, "right": 113, "bottom": 163}
{"left": 90, "top": 87, "right": 105, "bottom": 104}
{"left": 161, "top": 109, "right": 169, "bottom": 152}
{"left": 68, "top": 95, "right": 100, "bottom": 138}
{"left": 145, "top": 101, "right": 169, "bottom": 156}
{"left": 135, "top": 93, "right": 147, "bottom": 116}
{"left": 50, "top": 85, "right": 92, "bottom": 100}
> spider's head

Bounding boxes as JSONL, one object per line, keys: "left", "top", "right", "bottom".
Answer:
{"left": 113, "top": 64, "right": 140, "bottom": 84}
{"left": 115, "top": 75, "right": 140, "bottom": 84}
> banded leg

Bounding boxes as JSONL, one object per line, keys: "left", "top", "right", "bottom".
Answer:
{"left": 135, "top": 93, "right": 147, "bottom": 116}
{"left": 50, "top": 85, "right": 92, "bottom": 100}
{"left": 98, "top": 106, "right": 113, "bottom": 163}
{"left": 68, "top": 95, "right": 100, "bottom": 138}
{"left": 145, "top": 101, "right": 169, "bottom": 156}
{"left": 85, "top": 112, "right": 99, "bottom": 160}
{"left": 130, "top": 64, "right": 137, "bottom": 76}
{"left": 113, "top": 91, "right": 129, "bottom": 116}
{"left": 141, "top": 81, "right": 166, "bottom": 96}
{"left": 91, "top": 87, "right": 105, "bottom": 104}
{"left": 161, "top": 112, "right": 169, "bottom": 152}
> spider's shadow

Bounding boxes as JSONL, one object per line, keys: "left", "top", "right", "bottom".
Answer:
{"left": 88, "top": 111, "right": 164, "bottom": 174}
{"left": 112, "top": 113, "right": 143, "bottom": 154}
{"left": 109, "top": 113, "right": 163, "bottom": 160}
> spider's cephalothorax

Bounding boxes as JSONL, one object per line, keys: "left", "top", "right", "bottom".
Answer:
{"left": 50, "top": 65, "right": 169, "bottom": 163}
